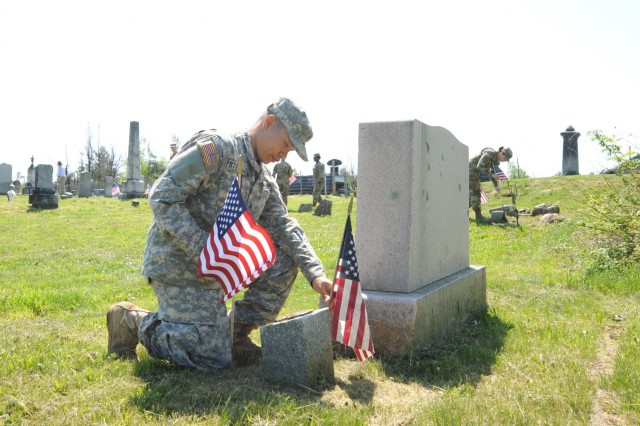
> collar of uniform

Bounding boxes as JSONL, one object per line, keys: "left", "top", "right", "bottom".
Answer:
{"left": 240, "top": 132, "right": 262, "bottom": 174}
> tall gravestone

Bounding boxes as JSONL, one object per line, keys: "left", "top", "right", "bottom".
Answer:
{"left": 561, "top": 125, "right": 580, "bottom": 176}
{"left": 0, "top": 163, "right": 12, "bottom": 195}
{"left": 104, "top": 176, "right": 114, "bottom": 198}
{"left": 121, "top": 121, "right": 146, "bottom": 198}
{"left": 29, "top": 164, "right": 58, "bottom": 209}
{"left": 23, "top": 156, "right": 35, "bottom": 195}
{"left": 356, "top": 120, "right": 486, "bottom": 356}
{"left": 78, "top": 171, "right": 92, "bottom": 197}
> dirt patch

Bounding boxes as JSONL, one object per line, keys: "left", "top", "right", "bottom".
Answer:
{"left": 589, "top": 316, "right": 626, "bottom": 426}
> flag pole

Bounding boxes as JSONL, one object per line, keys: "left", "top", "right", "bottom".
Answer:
{"left": 330, "top": 196, "right": 354, "bottom": 298}
{"left": 229, "top": 155, "right": 243, "bottom": 350}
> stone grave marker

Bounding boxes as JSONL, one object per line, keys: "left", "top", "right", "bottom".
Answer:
{"left": 121, "top": 121, "right": 146, "bottom": 198}
{"left": 355, "top": 120, "right": 486, "bottom": 356}
{"left": 261, "top": 308, "right": 334, "bottom": 385}
{"left": 0, "top": 163, "right": 12, "bottom": 195}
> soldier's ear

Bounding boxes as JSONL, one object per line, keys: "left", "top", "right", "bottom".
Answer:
{"left": 263, "top": 114, "right": 277, "bottom": 130}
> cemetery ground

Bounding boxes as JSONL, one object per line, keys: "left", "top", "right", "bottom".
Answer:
{"left": 1, "top": 174, "right": 639, "bottom": 425}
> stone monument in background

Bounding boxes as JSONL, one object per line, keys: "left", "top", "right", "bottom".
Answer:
{"left": 78, "top": 171, "right": 92, "bottom": 197}
{"left": 104, "top": 176, "right": 114, "bottom": 198}
{"left": 23, "top": 156, "right": 35, "bottom": 195}
{"left": 29, "top": 164, "right": 58, "bottom": 209}
{"left": 356, "top": 120, "right": 486, "bottom": 356}
{"left": 121, "top": 121, "right": 146, "bottom": 199}
{"left": 561, "top": 125, "right": 580, "bottom": 176}
{"left": 0, "top": 163, "right": 12, "bottom": 195}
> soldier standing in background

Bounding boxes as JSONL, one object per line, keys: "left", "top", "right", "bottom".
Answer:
{"left": 106, "top": 97, "right": 333, "bottom": 370}
{"left": 170, "top": 143, "right": 178, "bottom": 160}
{"left": 272, "top": 158, "right": 293, "bottom": 204}
{"left": 469, "top": 146, "right": 513, "bottom": 223}
{"left": 312, "top": 153, "right": 324, "bottom": 207}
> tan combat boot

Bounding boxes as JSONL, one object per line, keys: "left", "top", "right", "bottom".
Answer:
{"left": 232, "top": 323, "right": 262, "bottom": 363}
{"left": 107, "top": 302, "right": 150, "bottom": 360}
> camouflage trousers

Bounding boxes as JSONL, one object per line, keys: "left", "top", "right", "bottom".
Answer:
{"left": 277, "top": 181, "right": 290, "bottom": 205}
{"left": 312, "top": 183, "right": 322, "bottom": 206}
{"left": 138, "top": 246, "right": 298, "bottom": 371}
{"left": 469, "top": 163, "right": 482, "bottom": 212}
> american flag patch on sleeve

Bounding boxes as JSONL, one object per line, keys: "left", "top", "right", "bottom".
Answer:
{"left": 200, "top": 142, "right": 219, "bottom": 169}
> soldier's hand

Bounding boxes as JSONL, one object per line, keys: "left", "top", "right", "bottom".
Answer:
{"left": 312, "top": 276, "right": 335, "bottom": 311}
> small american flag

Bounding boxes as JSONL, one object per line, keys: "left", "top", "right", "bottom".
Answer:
{"left": 111, "top": 184, "right": 121, "bottom": 196}
{"left": 480, "top": 188, "right": 489, "bottom": 204}
{"left": 289, "top": 175, "right": 297, "bottom": 185}
{"left": 198, "top": 177, "right": 276, "bottom": 302}
{"left": 331, "top": 214, "right": 374, "bottom": 361}
{"left": 495, "top": 166, "right": 508, "bottom": 181}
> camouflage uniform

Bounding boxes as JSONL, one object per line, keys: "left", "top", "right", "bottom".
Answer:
{"left": 272, "top": 159, "right": 293, "bottom": 204}
{"left": 139, "top": 129, "right": 325, "bottom": 371}
{"left": 312, "top": 158, "right": 325, "bottom": 206}
{"left": 469, "top": 148, "right": 501, "bottom": 212}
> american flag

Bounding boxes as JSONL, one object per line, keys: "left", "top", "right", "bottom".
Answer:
{"left": 494, "top": 166, "right": 508, "bottom": 181}
{"left": 111, "top": 184, "right": 121, "bottom": 196}
{"left": 198, "top": 177, "right": 276, "bottom": 302}
{"left": 289, "top": 175, "right": 297, "bottom": 185}
{"left": 480, "top": 188, "right": 489, "bottom": 204}
{"left": 331, "top": 215, "right": 374, "bottom": 361}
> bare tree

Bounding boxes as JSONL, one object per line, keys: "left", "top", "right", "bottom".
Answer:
{"left": 77, "top": 125, "right": 123, "bottom": 188}
{"left": 340, "top": 159, "right": 357, "bottom": 193}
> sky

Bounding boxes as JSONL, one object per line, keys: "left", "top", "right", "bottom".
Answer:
{"left": 1, "top": 0, "right": 639, "bottom": 181}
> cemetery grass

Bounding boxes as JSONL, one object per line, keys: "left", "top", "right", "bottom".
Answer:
{"left": 0, "top": 176, "right": 638, "bottom": 425}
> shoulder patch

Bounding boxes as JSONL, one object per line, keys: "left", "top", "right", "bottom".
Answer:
{"left": 168, "top": 141, "right": 210, "bottom": 184}
{"left": 200, "top": 142, "right": 219, "bottom": 169}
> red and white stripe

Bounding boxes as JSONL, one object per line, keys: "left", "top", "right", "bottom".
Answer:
{"left": 199, "top": 211, "right": 275, "bottom": 302}
{"left": 332, "top": 271, "right": 374, "bottom": 361}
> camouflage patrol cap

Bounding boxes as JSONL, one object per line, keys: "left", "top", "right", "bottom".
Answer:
{"left": 170, "top": 143, "right": 177, "bottom": 148}
{"left": 267, "top": 97, "right": 313, "bottom": 162}
{"left": 504, "top": 147, "right": 513, "bottom": 160}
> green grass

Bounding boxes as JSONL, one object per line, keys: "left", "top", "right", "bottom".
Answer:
{"left": 1, "top": 177, "right": 639, "bottom": 425}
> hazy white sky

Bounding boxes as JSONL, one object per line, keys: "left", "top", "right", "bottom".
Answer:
{"left": 1, "top": 0, "right": 639, "bottom": 180}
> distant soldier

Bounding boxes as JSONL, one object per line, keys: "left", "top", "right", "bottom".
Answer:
{"left": 469, "top": 146, "right": 513, "bottom": 223}
{"left": 312, "top": 153, "right": 324, "bottom": 206}
{"left": 170, "top": 143, "right": 178, "bottom": 160}
{"left": 272, "top": 158, "right": 293, "bottom": 204}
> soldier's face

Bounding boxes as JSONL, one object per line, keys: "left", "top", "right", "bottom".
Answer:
{"left": 256, "top": 116, "right": 295, "bottom": 164}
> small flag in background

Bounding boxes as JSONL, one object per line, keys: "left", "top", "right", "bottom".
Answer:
{"left": 198, "top": 177, "right": 276, "bottom": 302}
{"left": 111, "top": 184, "right": 121, "bottom": 196}
{"left": 331, "top": 214, "right": 374, "bottom": 361}
{"left": 480, "top": 188, "right": 489, "bottom": 204}
{"left": 494, "top": 166, "right": 508, "bottom": 181}
{"left": 289, "top": 175, "right": 297, "bottom": 185}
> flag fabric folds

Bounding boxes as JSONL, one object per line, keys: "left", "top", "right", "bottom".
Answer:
{"left": 111, "top": 184, "right": 121, "bottom": 196}
{"left": 480, "top": 188, "right": 489, "bottom": 204}
{"left": 494, "top": 166, "right": 508, "bottom": 181}
{"left": 288, "top": 175, "right": 297, "bottom": 185}
{"left": 331, "top": 215, "right": 374, "bottom": 361}
{"left": 198, "top": 177, "right": 276, "bottom": 302}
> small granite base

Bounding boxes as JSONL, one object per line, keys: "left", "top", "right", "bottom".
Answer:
{"left": 29, "top": 194, "right": 59, "bottom": 209}
{"left": 261, "top": 308, "right": 334, "bottom": 385}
